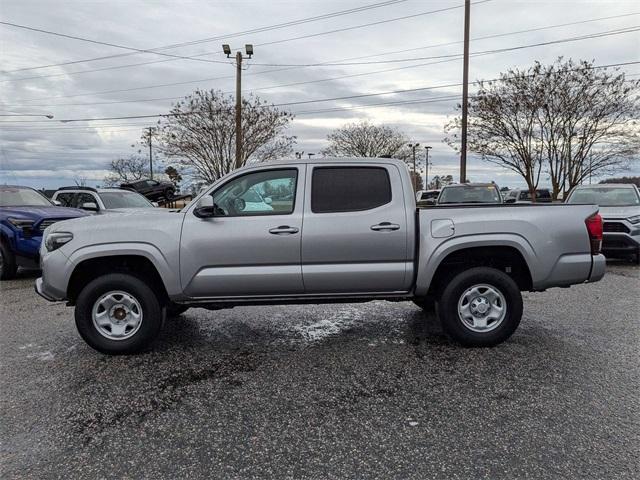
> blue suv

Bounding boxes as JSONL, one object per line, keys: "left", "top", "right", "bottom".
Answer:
{"left": 0, "top": 185, "right": 87, "bottom": 280}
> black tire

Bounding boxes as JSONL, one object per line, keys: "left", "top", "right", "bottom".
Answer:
{"left": 0, "top": 242, "right": 18, "bottom": 280}
{"left": 74, "top": 273, "right": 163, "bottom": 355}
{"left": 436, "top": 267, "right": 523, "bottom": 347}
{"left": 166, "top": 303, "right": 189, "bottom": 317}
{"left": 634, "top": 250, "right": 640, "bottom": 266}
{"left": 164, "top": 188, "right": 175, "bottom": 200}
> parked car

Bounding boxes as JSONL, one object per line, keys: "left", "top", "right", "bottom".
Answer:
{"left": 52, "top": 186, "right": 157, "bottom": 213}
{"left": 565, "top": 184, "right": 640, "bottom": 263}
{"left": 0, "top": 185, "right": 87, "bottom": 280}
{"left": 36, "top": 158, "right": 605, "bottom": 354}
{"left": 416, "top": 189, "right": 441, "bottom": 206}
{"left": 437, "top": 183, "right": 503, "bottom": 204}
{"left": 120, "top": 179, "right": 176, "bottom": 201}
{"left": 504, "top": 188, "right": 553, "bottom": 203}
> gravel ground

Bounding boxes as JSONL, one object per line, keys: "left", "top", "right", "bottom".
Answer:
{"left": 1, "top": 261, "right": 638, "bottom": 479}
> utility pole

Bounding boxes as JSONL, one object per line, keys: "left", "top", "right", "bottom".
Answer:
{"left": 459, "top": 0, "right": 471, "bottom": 184}
{"left": 235, "top": 51, "right": 243, "bottom": 169}
{"left": 147, "top": 127, "right": 154, "bottom": 180}
{"left": 223, "top": 44, "right": 253, "bottom": 170}
{"left": 409, "top": 143, "right": 420, "bottom": 192}
{"left": 424, "top": 146, "right": 432, "bottom": 188}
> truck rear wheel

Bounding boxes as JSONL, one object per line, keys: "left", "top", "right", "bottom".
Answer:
{"left": 0, "top": 243, "right": 18, "bottom": 280}
{"left": 74, "top": 273, "right": 163, "bottom": 354}
{"left": 437, "top": 267, "right": 522, "bottom": 347}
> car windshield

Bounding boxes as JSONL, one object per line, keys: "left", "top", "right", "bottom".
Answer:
{"left": 519, "top": 189, "right": 551, "bottom": 200}
{"left": 0, "top": 187, "right": 53, "bottom": 207}
{"left": 566, "top": 187, "right": 640, "bottom": 206}
{"left": 439, "top": 186, "right": 501, "bottom": 204}
{"left": 99, "top": 191, "right": 154, "bottom": 209}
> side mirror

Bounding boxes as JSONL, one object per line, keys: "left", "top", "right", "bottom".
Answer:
{"left": 52, "top": 200, "right": 62, "bottom": 206}
{"left": 151, "top": 202, "right": 159, "bottom": 207}
{"left": 504, "top": 197, "right": 516, "bottom": 204}
{"left": 263, "top": 197, "right": 273, "bottom": 205}
{"left": 193, "top": 196, "right": 215, "bottom": 218}
{"left": 424, "top": 198, "right": 436, "bottom": 205}
{"left": 81, "top": 202, "right": 99, "bottom": 211}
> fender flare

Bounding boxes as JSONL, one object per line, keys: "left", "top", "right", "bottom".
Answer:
{"left": 414, "top": 233, "right": 538, "bottom": 297}
{"left": 65, "top": 242, "right": 181, "bottom": 296}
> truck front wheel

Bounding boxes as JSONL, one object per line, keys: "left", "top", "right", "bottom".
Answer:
{"left": 437, "top": 267, "right": 522, "bottom": 347}
{"left": 74, "top": 273, "right": 163, "bottom": 354}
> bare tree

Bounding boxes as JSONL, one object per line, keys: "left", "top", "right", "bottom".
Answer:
{"left": 157, "top": 89, "right": 295, "bottom": 183}
{"left": 537, "top": 59, "right": 639, "bottom": 197}
{"left": 445, "top": 69, "right": 546, "bottom": 200}
{"left": 322, "top": 121, "right": 411, "bottom": 159}
{"left": 103, "top": 155, "right": 149, "bottom": 186}
{"left": 445, "top": 58, "right": 640, "bottom": 200}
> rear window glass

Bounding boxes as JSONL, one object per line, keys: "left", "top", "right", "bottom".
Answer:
{"left": 311, "top": 167, "right": 391, "bottom": 213}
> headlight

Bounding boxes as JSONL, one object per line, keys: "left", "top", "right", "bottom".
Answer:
{"left": 44, "top": 232, "right": 73, "bottom": 252}
{"left": 7, "top": 217, "right": 35, "bottom": 230}
{"left": 628, "top": 215, "right": 640, "bottom": 225}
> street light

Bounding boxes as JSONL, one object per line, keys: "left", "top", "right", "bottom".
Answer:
{"left": 222, "top": 43, "right": 255, "bottom": 169}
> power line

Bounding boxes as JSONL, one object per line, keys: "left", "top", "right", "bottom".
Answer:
{"left": 0, "top": 0, "right": 414, "bottom": 73}
{"left": 4, "top": 60, "right": 637, "bottom": 124}
{"left": 0, "top": 21, "right": 230, "bottom": 65}
{"left": 8, "top": 22, "right": 639, "bottom": 108}
{"left": 247, "top": 25, "right": 640, "bottom": 66}
{"left": 7, "top": 8, "right": 634, "bottom": 83}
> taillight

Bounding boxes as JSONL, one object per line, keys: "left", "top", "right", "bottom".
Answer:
{"left": 585, "top": 213, "right": 603, "bottom": 255}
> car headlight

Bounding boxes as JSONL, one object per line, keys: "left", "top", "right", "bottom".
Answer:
{"left": 7, "top": 217, "right": 35, "bottom": 230}
{"left": 627, "top": 215, "right": 640, "bottom": 225}
{"left": 44, "top": 232, "right": 73, "bottom": 252}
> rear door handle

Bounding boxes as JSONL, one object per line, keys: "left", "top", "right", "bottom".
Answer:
{"left": 269, "top": 225, "right": 299, "bottom": 235}
{"left": 370, "top": 222, "right": 400, "bottom": 231}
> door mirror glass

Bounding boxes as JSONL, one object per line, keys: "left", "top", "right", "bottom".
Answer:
{"left": 263, "top": 197, "right": 273, "bottom": 205}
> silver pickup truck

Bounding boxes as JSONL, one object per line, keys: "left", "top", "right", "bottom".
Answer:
{"left": 36, "top": 158, "right": 606, "bottom": 354}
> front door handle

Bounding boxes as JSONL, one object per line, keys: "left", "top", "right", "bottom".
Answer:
{"left": 371, "top": 222, "right": 400, "bottom": 231}
{"left": 269, "top": 225, "right": 299, "bottom": 235}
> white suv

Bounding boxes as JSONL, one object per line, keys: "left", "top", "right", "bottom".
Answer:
{"left": 52, "top": 187, "right": 157, "bottom": 214}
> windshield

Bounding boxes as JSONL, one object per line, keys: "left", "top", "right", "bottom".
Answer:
{"left": 0, "top": 187, "right": 53, "bottom": 207}
{"left": 99, "top": 191, "right": 154, "bottom": 209}
{"left": 439, "top": 186, "right": 501, "bottom": 204}
{"left": 566, "top": 187, "right": 640, "bottom": 206}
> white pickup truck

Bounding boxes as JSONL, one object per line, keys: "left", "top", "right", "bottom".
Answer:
{"left": 36, "top": 158, "right": 606, "bottom": 354}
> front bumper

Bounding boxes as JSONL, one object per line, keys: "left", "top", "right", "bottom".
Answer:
{"left": 602, "top": 233, "right": 640, "bottom": 255}
{"left": 35, "top": 277, "right": 60, "bottom": 302}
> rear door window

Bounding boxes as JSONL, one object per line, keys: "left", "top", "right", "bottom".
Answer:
{"left": 311, "top": 167, "right": 391, "bottom": 213}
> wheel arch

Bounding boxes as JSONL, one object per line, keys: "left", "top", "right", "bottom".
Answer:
{"left": 415, "top": 236, "right": 535, "bottom": 297}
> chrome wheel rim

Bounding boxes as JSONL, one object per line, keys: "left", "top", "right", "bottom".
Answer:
{"left": 91, "top": 290, "right": 143, "bottom": 340}
{"left": 457, "top": 283, "right": 507, "bottom": 333}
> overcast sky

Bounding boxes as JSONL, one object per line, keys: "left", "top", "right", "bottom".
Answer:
{"left": 1, "top": 0, "right": 638, "bottom": 189}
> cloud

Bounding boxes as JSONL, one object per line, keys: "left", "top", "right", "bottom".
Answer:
{"left": 1, "top": 0, "right": 638, "bottom": 188}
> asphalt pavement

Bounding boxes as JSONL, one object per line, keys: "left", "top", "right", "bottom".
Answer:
{"left": 1, "top": 261, "right": 638, "bottom": 479}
